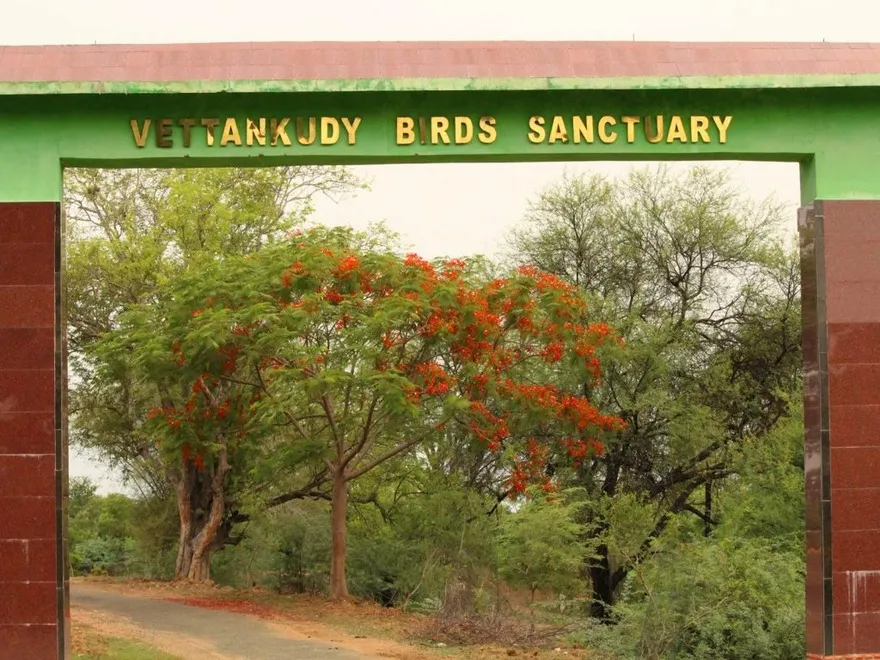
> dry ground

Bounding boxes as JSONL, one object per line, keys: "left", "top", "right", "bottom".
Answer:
{"left": 71, "top": 577, "right": 589, "bottom": 660}
{"left": 72, "top": 617, "right": 178, "bottom": 659}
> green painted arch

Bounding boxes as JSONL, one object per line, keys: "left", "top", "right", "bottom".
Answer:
{"left": 1, "top": 77, "right": 879, "bottom": 204}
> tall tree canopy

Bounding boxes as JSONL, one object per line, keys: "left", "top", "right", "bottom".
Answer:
{"left": 66, "top": 166, "right": 363, "bottom": 492}
{"left": 508, "top": 165, "right": 801, "bottom": 616}
{"left": 107, "top": 226, "right": 623, "bottom": 592}
{"left": 66, "top": 164, "right": 805, "bottom": 655}
{"left": 66, "top": 167, "right": 365, "bottom": 577}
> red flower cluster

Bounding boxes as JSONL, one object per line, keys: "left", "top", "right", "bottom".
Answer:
{"left": 150, "top": 358, "right": 251, "bottom": 470}
{"left": 404, "top": 253, "right": 436, "bottom": 277}
{"left": 324, "top": 289, "right": 344, "bottom": 304}
{"left": 219, "top": 345, "right": 239, "bottom": 373}
{"left": 469, "top": 401, "right": 510, "bottom": 452}
{"left": 541, "top": 340, "right": 564, "bottom": 363}
{"left": 410, "top": 362, "right": 454, "bottom": 397}
{"left": 335, "top": 254, "right": 360, "bottom": 277}
{"left": 401, "top": 263, "right": 623, "bottom": 496}
{"left": 169, "top": 243, "right": 625, "bottom": 494}
{"left": 280, "top": 261, "right": 306, "bottom": 287}
{"left": 563, "top": 437, "right": 604, "bottom": 468}
{"left": 172, "top": 340, "right": 185, "bottom": 366}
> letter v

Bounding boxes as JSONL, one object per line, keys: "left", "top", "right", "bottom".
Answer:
{"left": 130, "top": 119, "right": 152, "bottom": 147}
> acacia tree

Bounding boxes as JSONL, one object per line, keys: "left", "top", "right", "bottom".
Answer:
{"left": 508, "top": 166, "right": 802, "bottom": 617}
{"left": 115, "top": 226, "right": 623, "bottom": 594}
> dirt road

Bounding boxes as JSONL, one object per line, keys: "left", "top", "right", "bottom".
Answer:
{"left": 72, "top": 583, "right": 374, "bottom": 659}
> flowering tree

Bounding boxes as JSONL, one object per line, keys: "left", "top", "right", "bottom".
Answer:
{"left": 117, "top": 226, "right": 623, "bottom": 594}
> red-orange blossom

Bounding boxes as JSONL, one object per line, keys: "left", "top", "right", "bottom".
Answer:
{"left": 145, "top": 227, "right": 625, "bottom": 498}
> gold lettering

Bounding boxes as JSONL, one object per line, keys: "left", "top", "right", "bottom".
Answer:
{"left": 572, "top": 116, "right": 593, "bottom": 143}
{"left": 454, "top": 116, "right": 473, "bottom": 144}
{"left": 598, "top": 116, "right": 617, "bottom": 143}
{"left": 341, "top": 117, "right": 361, "bottom": 145}
{"left": 418, "top": 117, "right": 427, "bottom": 144}
{"left": 666, "top": 115, "right": 688, "bottom": 143}
{"left": 431, "top": 117, "right": 451, "bottom": 144}
{"left": 130, "top": 119, "right": 151, "bottom": 148}
{"left": 528, "top": 116, "right": 546, "bottom": 144}
{"left": 270, "top": 118, "right": 291, "bottom": 146}
{"left": 156, "top": 118, "right": 173, "bottom": 148}
{"left": 548, "top": 116, "right": 568, "bottom": 144}
{"left": 321, "top": 117, "right": 340, "bottom": 145}
{"left": 201, "top": 118, "right": 220, "bottom": 146}
{"left": 621, "top": 116, "right": 640, "bottom": 143}
{"left": 478, "top": 116, "right": 497, "bottom": 144}
{"left": 690, "top": 116, "right": 710, "bottom": 143}
{"left": 644, "top": 115, "right": 665, "bottom": 144}
{"left": 397, "top": 117, "right": 415, "bottom": 145}
{"left": 297, "top": 117, "right": 316, "bottom": 145}
{"left": 220, "top": 118, "right": 242, "bottom": 146}
{"left": 713, "top": 115, "right": 733, "bottom": 144}
{"left": 246, "top": 118, "right": 266, "bottom": 146}
{"left": 178, "top": 118, "right": 196, "bottom": 148}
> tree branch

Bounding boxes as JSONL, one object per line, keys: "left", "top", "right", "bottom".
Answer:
{"left": 265, "top": 470, "right": 331, "bottom": 507}
{"left": 340, "top": 395, "right": 378, "bottom": 470}
{"left": 682, "top": 503, "right": 718, "bottom": 527}
{"left": 321, "top": 394, "right": 343, "bottom": 458}
{"left": 345, "top": 421, "right": 446, "bottom": 482}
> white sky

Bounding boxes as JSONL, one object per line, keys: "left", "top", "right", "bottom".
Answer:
{"left": 7, "top": 0, "right": 863, "bottom": 492}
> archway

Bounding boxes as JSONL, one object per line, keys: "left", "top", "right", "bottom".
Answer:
{"left": 1, "top": 40, "right": 878, "bottom": 658}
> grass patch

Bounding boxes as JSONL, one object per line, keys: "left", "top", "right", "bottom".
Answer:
{"left": 72, "top": 623, "right": 179, "bottom": 660}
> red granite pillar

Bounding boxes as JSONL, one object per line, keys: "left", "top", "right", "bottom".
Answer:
{"left": 0, "top": 202, "right": 67, "bottom": 660}
{"left": 802, "top": 200, "right": 880, "bottom": 658}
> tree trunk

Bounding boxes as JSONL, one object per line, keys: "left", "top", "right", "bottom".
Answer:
{"left": 329, "top": 469, "right": 349, "bottom": 599}
{"left": 175, "top": 514, "right": 216, "bottom": 581}
{"left": 175, "top": 475, "right": 194, "bottom": 578}
{"left": 173, "top": 444, "right": 231, "bottom": 581}
{"left": 589, "top": 544, "right": 615, "bottom": 621}
{"left": 583, "top": 452, "right": 622, "bottom": 620}
{"left": 186, "top": 552, "right": 212, "bottom": 581}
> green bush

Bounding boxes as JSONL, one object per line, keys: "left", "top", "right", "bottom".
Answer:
{"left": 575, "top": 413, "right": 806, "bottom": 659}
{"left": 211, "top": 500, "right": 333, "bottom": 593}
{"left": 496, "top": 489, "right": 590, "bottom": 602}
{"left": 127, "top": 494, "right": 179, "bottom": 579}
{"left": 71, "top": 537, "right": 135, "bottom": 576}
{"left": 598, "top": 537, "right": 804, "bottom": 660}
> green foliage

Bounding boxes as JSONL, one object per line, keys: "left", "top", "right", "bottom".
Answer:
{"left": 590, "top": 536, "right": 804, "bottom": 660}
{"left": 577, "top": 412, "right": 806, "bottom": 659}
{"left": 508, "top": 165, "right": 802, "bottom": 617}
{"left": 67, "top": 164, "right": 806, "bottom": 656}
{"left": 70, "top": 476, "right": 99, "bottom": 509}
{"left": 715, "top": 410, "right": 805, "bottom": 554}
{"left": 211, "top": 468, "right": 503, "bottom": 608}
{"left": 345, "top": 472, "right": 501, "bottom": 609}
{"left": 112, "top": 221, "right": 618, "bottom": 476}
{"left": 68, "top": 477, "right": 177, "bottom": 578}
{"left": 127, "top": 494, "right": 180, "bottom": 579}
{"left": 66, "top": 166, "right": 364, "bottom": 494}
{"left": 212, "top": 500, "right": 333, "bottom": 593}
{"left": 71, "top": 537, "right": 135, "bottom": 576}
{"left": 68, "top": 478, "right": 136, "bottom": 576}
{"left": 104, "top": 218, "right": 621, "bottom": 591}
{"left": 73, "top": 629, "right": 179, "bottom": 660}
{"left": 66, "top": 166, "right": 365, "bottom": 579}
{"left": 497, "top": 489, "right": 590, "bottom": 600}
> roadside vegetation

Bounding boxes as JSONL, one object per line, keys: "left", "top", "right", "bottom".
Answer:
{"left": 67, "top": 164, "right": 804, "bottom": 659}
